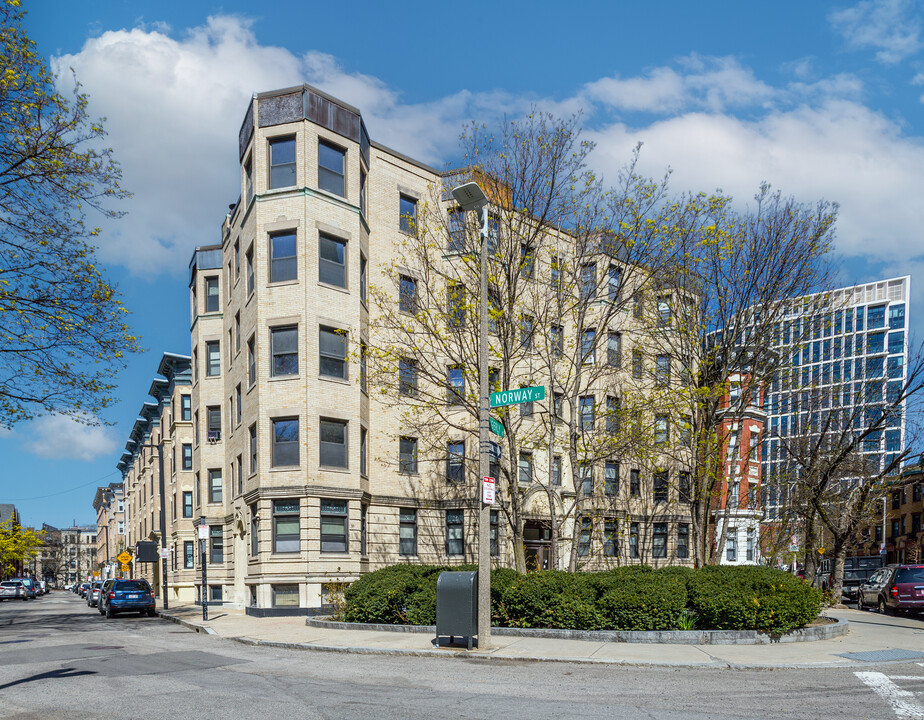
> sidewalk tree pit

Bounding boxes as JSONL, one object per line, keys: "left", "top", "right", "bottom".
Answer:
{"left": 341, "top": 565, "right": 822, "bottom": 636}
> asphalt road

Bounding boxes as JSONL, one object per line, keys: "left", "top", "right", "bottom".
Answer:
{"left": 1, "top": 592, "right": 923, "bottom": 719}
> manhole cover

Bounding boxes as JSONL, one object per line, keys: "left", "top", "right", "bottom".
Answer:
{"left": 836, "top": 649, "right": 924, "bottom": 662}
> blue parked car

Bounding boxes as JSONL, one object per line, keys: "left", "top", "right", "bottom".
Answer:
{"left": 100, "top": 578, "right": 156, "bottom": 618}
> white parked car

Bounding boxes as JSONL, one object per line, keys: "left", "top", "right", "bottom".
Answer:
{"left": 0, "top": 580, "right": 27, "bottom": 601}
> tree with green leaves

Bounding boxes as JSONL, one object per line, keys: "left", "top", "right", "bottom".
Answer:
{"left": 0, "top": 0, "right": 139, "bottom": 427}
{"left": 0, "top": 516, "right": 43, "bottom": 578}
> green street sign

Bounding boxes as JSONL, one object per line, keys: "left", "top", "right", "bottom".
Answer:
{"left": 490, "top": 385, "right": 546, "bottom": 408}
{"left": 489, "top": 417, "right": 505, "bottom": 438}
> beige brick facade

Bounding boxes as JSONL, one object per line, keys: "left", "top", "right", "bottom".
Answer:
{"left": 117, "top": 84, "right": 694, "bottom": 613}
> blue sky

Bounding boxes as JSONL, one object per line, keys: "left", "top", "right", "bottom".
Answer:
{"left": 3, "top": 0, "right": 924, "bottom": 529}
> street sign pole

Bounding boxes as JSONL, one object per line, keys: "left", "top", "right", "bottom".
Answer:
{"left": 476, "top": 203, "right": 491, "bottom": 650}
{"left": 452, "top": 181, "right": 492, "bottom": 650}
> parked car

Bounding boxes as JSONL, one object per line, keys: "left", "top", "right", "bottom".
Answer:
{"left": 859, "top": 564, "right": 924, "bottom": 615}
{"left": 86, "top": 582, "right": 103, "bottom": 607}
{"left": 0, "top": 580, "right": 27, "bottom": 601}
{"left": 39, "top": 580, "right": 47, "bottom": 595}
{"left": 10, "top": 578, "right": 38, "bottom": 599}
{"left": 97, "top": 579, "right": 116, "bottom": 615}
{"left": 101, "top": 578, "right": 156, "bottom": 618}
{"left": 78, "top": 582, "right": 90, "bottom": 598}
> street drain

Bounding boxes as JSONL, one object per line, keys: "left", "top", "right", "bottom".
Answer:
{"left": 83, "top": 645, "right": 124, "bottom": 650}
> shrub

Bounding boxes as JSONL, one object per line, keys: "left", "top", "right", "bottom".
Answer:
{"left": 597, "top": 572, "right": 688, "bottom": 631}
{"left": 342, "top": 563, "right": 451, "bottom": 624}
{"left": 341, "top": 563, "right": 822, "bottom": 635}
{"left": 687, "top": 566, "right": 822, "bottom": 635}
{"left": 498, "top": 570, "right": 598, "bottom": 629}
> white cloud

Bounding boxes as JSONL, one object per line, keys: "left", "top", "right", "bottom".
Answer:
{"left": 829, "top": 0, "right": 923, "bottom": 63}
{"left": 50, "top": 17, "right": 525, "bottom": 276}
{"left": 48, "top": 15, "right": 924, "bottom": 291}
{"left": 18, "top": 414, "right": 118, "bottom": 461}
{"left": 587, "top": 99, "right": 924, "bottom": 264}
{"left": 584, "top": 56, "right": 774, "bottom": 114}
{"left": 51, "top": 16, "right": 307, "bottom": 277}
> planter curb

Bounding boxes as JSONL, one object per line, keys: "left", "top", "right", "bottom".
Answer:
{"left": 305, "top": 615, "right": 848, "bottom": 645}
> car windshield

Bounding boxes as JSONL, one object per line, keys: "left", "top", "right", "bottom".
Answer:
{"left": 895, "top": 567, "right": 924, "bottom": 584}
{"left": 116, "top": 581, "right": 150, "bottom": 591}
{"left": 844, "top": 570, "right": 871, "bottom": 581}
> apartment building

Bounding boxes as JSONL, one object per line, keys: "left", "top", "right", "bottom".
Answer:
{"left": 61, "top": 525, "right": 96, "bottom": 586}
{"left": 117, "top": 83, "right": 695, "bottom": 613}
{"left": 92, "top": 483, "right": 124, "bottom": 578}
{"left": 849, "top": 457, "right": 923, "bottom": 563}
{"left": 117, "top": 352, "right": 197, "bottom": 603}
{"left": 714, "top": 373, "right": 766, "bottom": 565}
{"left": 762, "top": 276, "right": 911, "bottom": 519}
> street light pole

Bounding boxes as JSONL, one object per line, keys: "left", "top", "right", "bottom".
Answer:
{"left": 451, "top": 181, "right": 491, "bottom": 650}
{"left": 103, "top": 522, "right": 110, "bottom": 578}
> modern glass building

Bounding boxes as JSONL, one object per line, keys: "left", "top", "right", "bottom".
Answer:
{"left": 762, "top": 276, "right": 910, "bottom": 519}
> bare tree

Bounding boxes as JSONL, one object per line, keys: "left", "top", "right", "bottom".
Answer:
{"left": 647, "top": 185, "right": 838, "bottom": 566}
{"left": 367, "top": 116, "right": 676, "bottom": 571}
{"left": 774, "top": 344, "right": 924, "bottom": 600}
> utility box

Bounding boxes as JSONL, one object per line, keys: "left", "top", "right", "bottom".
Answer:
{"left": 436, "top": 570, "right": 478, "bottom": 649}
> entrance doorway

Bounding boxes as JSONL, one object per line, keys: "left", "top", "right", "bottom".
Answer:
{"left": 524, "top": 521, "right": 551, "bottom": 571}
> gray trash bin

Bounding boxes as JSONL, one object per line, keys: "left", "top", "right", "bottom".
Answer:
{"left": 435, "top": 570, "right": 478, "bottom": 649}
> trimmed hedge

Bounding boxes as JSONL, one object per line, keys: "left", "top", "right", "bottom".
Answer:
{"left": 342, "top": 563, "right": 821, "bottom": 635}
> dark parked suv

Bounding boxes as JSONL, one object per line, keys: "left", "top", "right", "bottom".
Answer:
{"left": 858, "top": 564, "right": 924, "bottom": 615}
{"left": 101, "top": 579, "right": 156, "bottom": 618}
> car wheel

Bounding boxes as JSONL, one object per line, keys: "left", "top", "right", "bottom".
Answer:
{"left": 878, "top": 598, "right": 892, "bottom": 615}
{"left": 105, "top": 607, "right": 114, "bottom": 619}
{"left": 146, "top": 608, "right": 156, "bottom": 617}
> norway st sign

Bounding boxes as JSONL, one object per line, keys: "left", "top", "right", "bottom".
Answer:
{"left": 490, "top": 385, "right": 545, "bottom": 408}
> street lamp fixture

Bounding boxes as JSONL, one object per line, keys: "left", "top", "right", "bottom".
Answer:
{"left": 451, "top": 180, "right": 491, "bottom": 649}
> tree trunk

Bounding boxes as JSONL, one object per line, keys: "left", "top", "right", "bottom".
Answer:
{"left": 829, "top": 538, "right": 848, "bottom": 604}
{"left": 803, "top": 517, "right": 818, "bottom": 585}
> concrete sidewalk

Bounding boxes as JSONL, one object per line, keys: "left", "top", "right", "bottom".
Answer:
{"left": 158, "top": 605, "right": 924, "bottom": 668}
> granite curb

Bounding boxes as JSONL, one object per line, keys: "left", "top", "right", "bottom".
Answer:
{"left": 158, "top": 610, "right": 217, "bottom": 635}
{"left": 226, "top": 634, "right": 905, "bottom": 670}
{"left": 304, "top": 616, "right": 849, "bottom": 645}
{"left": 230, "top": 636, "right": 729, "bottom": 667}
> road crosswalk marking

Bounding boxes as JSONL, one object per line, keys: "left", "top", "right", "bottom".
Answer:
{"left": 855, "top": 671, "right": 924, "bottom": 719}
